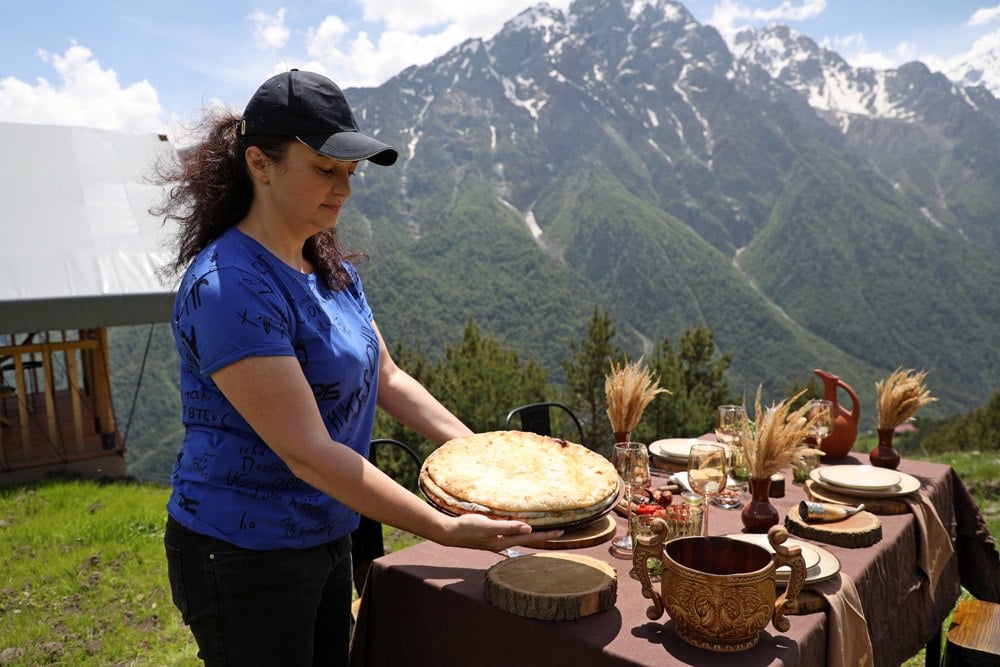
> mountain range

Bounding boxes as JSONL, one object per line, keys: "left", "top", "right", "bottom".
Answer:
{"left": 332, "top": 0, "right": 1000, "bottom": 421}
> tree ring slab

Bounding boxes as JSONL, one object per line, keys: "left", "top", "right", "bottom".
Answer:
{"left": 485, "top": 552, "right": 617, "bottom": 620}
{"left": 785, "top": 508, "right": 882, "bottom": 548}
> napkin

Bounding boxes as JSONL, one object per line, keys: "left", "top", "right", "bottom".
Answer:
{"left": 809, "top": 572, "right": 873, "bottom": 667}
{"left": 901, "top": 491, "right": 954, "bottom": 600}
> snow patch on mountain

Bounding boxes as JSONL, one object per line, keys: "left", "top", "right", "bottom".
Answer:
{"left": 946, "top": 30, "right": 1000, "bottom": 98}
{"left": 732, "top": 25, "right": 928, "bottom": 126}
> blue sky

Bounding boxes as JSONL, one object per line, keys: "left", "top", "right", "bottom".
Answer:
{"left": 2, "top": 0, "right": 998, "bottom": 141}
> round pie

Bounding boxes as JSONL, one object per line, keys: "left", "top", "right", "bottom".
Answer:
{"left": 419, "top": 431, "right": 621, "bottom": 527}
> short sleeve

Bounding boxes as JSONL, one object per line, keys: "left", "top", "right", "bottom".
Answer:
{"left": 174, "top": 265, "right": 296, "bottom": 377}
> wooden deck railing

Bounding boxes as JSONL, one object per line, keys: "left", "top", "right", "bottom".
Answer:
{"left": 0, "top": 328, "right": 122, "bottom": 473}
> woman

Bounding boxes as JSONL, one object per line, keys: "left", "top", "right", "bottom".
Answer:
{"left": 157, "top": 70, "right": 559, "bottom": 666}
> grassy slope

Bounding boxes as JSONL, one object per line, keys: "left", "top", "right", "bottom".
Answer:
{"left": 0, "top": 448, "right": 996, "bottom": 666}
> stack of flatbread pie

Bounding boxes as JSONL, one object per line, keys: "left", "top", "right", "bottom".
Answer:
{"left": 419, "top": 431, "right": 622, "bottom": 528}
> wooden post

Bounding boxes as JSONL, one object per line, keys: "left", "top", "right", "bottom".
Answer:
{"left": 13, "top": 356, "right": 31, "bottom": 451}
{"left": 93, "top": 327, "right": 117, "bottom": 443}
{"left": 65, "top": 344, "right": 85, "bottom": 453}
{"left": 40, "top": 340, "right": 59, "bottom": 449}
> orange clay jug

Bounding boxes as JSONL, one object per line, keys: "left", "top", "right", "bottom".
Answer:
{"left": 814, "top": 369, "right": 860, "bottom": 461}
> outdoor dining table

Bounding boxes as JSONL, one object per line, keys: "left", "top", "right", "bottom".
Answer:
{"left": 349, "top": 457, "right": 999, "bottom": 667}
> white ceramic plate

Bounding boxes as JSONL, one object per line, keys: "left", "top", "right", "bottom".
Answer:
{"left": 792, "top": 543, "right": 841, "bottom": 586}
{"left": 809, "top": 467, "right": 921, "bottom": 498}
{"left": 724, "top": 533, "right": 821, "bottom": 577}
{"left": 649, "top": 438, "right": 724, "bottom": 461}
{"left": 818, "top": 465, "right": 901, "bottom": 491}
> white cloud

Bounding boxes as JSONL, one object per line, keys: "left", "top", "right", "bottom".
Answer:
{"left": 709, "top": 0, "right": 826, "bottom": 35}
{"left": 0, "top": 43, "right": 165, "bottom": 133}
{"left": 358, "top": 0, "right": 570, "bottom": 34}
{"left": 305, "top": 16, "right": 473, "bottom": 87}
{"left": 750, "top": 0, "right": 826, "bottom": 22}
{"left": 969, "top": 4, "right": 1000, "bottom": 27}
{"left": 250, "top": 8, "right": 291, "bottom": 50}
{"left": 299, "top": 0, "right": 572, "bottom": 87}
{"left": 823, "top": 33, "right": 920, "bottom": 70}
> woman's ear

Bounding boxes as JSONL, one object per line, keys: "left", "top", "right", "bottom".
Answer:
{"left": 245, "top": 146, "right": 270, "bottom": 184}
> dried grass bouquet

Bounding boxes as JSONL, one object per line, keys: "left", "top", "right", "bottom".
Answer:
{"left": 741, "top": 386, "right": 819, "bottom": 479}
{"left": 605, "top": 358, "right": 670, "bottom": 436}
{"left": 876, "top": 368, "right": 936, "bottom": 430}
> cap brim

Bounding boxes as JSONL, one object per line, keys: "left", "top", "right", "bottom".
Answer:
{"left": 298, "top": 131, "right": 398, "bottom": 166}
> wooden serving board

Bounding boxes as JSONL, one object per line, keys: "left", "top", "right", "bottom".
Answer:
{"left": 805, "top": 480, "right": 910, "bottom": 514}
{"left": 650, "top": 457, "right": 686, "bottom": 473}
{"left": 785, "top": 508, "right": 882, "bottom": 548}
{"left": 485, "top": 553, "right": 617, "bottom": 621}
{"left": 541, "top": 513, "right": 617, "bottom": 550}
{"left": 792, "top": 590, "right": 830, "bottom": 615}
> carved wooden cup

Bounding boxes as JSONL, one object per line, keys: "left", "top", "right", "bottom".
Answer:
{"left": 633, "top": 525, "right": 806, "bottom": 652}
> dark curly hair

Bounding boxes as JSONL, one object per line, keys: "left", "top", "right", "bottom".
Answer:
{"left": 153, "top": 110, "right": 362, "bottom": 291}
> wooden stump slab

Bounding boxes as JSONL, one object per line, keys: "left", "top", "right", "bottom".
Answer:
{"left": 485, "top": 553, "right": 617, "bottom": 621}
{"left": 805, "top": 480, "right": 909, "bottom": 514}
{"left": 541, "top": 513, "right": 617, "bottom": 550}
{"left": 792, "top": 590, "right": 830, "bottom": 614}
{"left": 785, "top": 508, "right": 882, "bottom": 548}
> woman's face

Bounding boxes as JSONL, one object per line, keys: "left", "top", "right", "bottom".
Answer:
{"left": 261, "top": 141, "right": 357, "bottom": 233}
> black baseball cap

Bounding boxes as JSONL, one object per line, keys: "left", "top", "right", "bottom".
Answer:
{"left": 240, "top": 69, "right": 398, "bottom": 166}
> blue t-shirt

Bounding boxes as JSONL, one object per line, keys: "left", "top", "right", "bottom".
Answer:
{"left": 166, "top": 227, "right": 379, "bottom": 549}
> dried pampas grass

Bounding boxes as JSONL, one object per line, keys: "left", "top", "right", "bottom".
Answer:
{"left": 741, "top": 387, "right": 818, "bottom": 479}
{"left": 605, "top": 358, "right": 670, "bottom": 435}
{"left": 876, "top": 368, "right": 936, "bottom": 430}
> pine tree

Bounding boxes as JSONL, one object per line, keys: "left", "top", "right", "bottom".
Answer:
{"left": 560, "top": 306, "right": 623, "bottom": 455}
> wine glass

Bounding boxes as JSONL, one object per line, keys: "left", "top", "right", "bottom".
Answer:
{"left": 806, "top": 399, "right": 834, "bottom": 455}
{"left": 687, "top": 443, "right": 727, "bottom": 536}
{"left": 715, "top": 404, "right": 749, "bottom": 483}
{"left": 611, "top": 441, "right": 650, "bottom": 554}
{"left": 715, "top": 404, "right": 747, "bottom": 445}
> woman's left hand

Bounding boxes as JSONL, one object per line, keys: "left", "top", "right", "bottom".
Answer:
{"left": 444, "top": 513, "right": 563, "bottom": 552}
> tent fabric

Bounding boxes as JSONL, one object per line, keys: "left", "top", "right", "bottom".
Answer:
{"left": 0, "top": 123, "right": 181, "bottom": 334}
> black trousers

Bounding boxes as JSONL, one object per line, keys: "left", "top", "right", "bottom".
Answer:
{"left": 164, "top": 516, "right": 354, "bottom": 666}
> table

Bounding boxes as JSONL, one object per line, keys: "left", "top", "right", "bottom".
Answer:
{"left": 349, "top": 458, "right": 998, "bottom": 666}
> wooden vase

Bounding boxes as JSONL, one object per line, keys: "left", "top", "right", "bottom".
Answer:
{"left": 869, "top": 427, "right": 901, "bottom": 469}
{"left": 741, "top": 477, "right": 780, "bottom": 533}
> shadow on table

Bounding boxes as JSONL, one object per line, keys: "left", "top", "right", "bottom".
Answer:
{"left": 632, "top": 621, "right": 802, "bottom": 664}
{"left": 378, "top": 561, "right": 624, "bottom": 636}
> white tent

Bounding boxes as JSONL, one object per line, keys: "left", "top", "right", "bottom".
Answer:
{"left": 0, "top": 122, "right": 180, "bottom": 334}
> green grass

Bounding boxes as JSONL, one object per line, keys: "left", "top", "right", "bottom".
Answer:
{"left": 0, "top": 448, "right": 997, "bottom": 666}
{"left": 0, "top": 479, "right": 199, "bottom": 666}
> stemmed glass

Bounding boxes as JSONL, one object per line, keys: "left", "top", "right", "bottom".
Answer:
{"left": 687, "top": 443, "right": 728, "bottom": 536}
{"left": 806, "top": 399, "right": 834, "bottom": 455}
{"left": 611, "top": 441, "right": 650, "bottom": 554}
{"left": 715, "top": 404, "right": 749, "bottom": 483}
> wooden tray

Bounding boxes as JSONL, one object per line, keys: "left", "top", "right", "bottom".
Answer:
{"left": 785, "top": 507, "right": 882, "bottom": 548}
{"left": 485, "top": 552, "right": 617, "bottom": 620}
{"left": 541, "top": 513, "right": 617, "bottom": 549}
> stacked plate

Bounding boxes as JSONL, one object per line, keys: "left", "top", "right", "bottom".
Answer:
{"left": 725, "top": 533, "right": 841, "bottom": 586}
{"left": 648, "top": 438, "right": 726, "bottom": 464}
{"left": 809, "top": 464, "right": 921, "bottom": 498}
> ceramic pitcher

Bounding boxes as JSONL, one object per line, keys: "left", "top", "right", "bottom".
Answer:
{"left": 814, "top": 368, "right": 860, "bottom": 460}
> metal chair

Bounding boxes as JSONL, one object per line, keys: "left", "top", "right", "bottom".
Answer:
{"left": 351, "top": 438, "right": 423, "bottom": 597}
{"left": 504, "top": 401, "right": 586, "bottom": 446}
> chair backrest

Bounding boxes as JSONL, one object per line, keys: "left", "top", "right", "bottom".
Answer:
{"left": 351, "top": 438, "right": 423, "bottom": 596}
{"left": 504, "top": 401, "right": 586, "bottom": 446}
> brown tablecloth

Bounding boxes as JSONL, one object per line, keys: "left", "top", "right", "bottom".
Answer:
{"left": 350, "top": 458, "right": 994, "bottom": 666}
